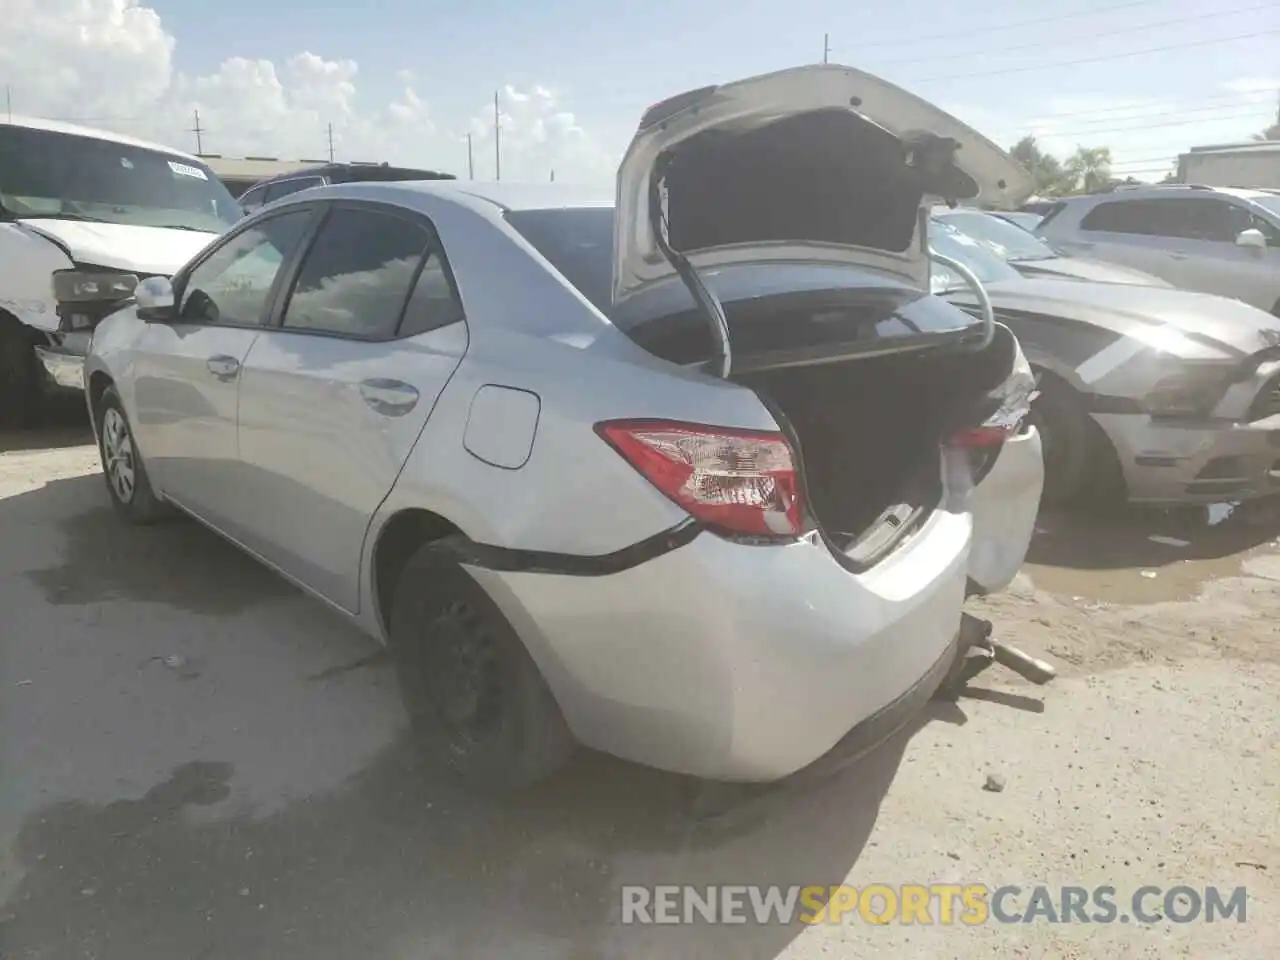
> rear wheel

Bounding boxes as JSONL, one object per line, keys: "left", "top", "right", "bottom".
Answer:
{"left": 0, "top": 316, "right": 39, "bottom": 430}
{"left": 1029, "top": 370, "right": 1093, "bottom": 505}
{"left": 387, "top": 540, "right": 576, "bottom": 793}
{"left": 95, "top": 385, "right": 169, "bottom": 523}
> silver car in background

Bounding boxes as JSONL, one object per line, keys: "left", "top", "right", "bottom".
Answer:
{"left": 85, "top": 65, "right": 1041, "bottom": 792}
{"left": 1035, "top": 184, "right": 1280, "bottom": 315}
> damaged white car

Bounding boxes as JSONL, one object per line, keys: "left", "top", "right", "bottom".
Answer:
{"left": 85, "top": 65, "right": 1044, "bottom": 791}
{"left": 0, "top": 115, "right": 235, "bottom": 426}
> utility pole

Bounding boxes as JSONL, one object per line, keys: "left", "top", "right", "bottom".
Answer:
{"left": 466, "top": 133, "right": 474, "bottom": 180}
{"left": 493, "top": 90, "right": 501, "bottom": 181}
{"left": 550, "top": 168, "right": 555, "bottom": 182}
{"left": 823, "top": 33, "right": 831, "bottom": 64}
{"left": 190, "top": 108, "right": 205, "bottom": 154}
{"left": 327, "top": 122, "right": 335, "bottom": 162}
{"left": 5, "top": 84, "right": 11, "bottom": 123}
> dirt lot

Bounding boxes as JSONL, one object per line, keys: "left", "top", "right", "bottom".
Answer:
{"left": 1, "top": 420, "right": 1277, "bottom": 960}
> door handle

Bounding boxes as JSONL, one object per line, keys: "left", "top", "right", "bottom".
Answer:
{"left": 206, "top": 355, "right": 240, "bottom": 380}
{"left": 359, "top": 378, "right": 419, "bottom": 416}
{"left": 1170, "top": 252, "right": 1190, "bottom": 260}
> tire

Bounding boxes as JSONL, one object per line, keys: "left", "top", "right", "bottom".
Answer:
{"left": 1029, "top": 370, "right": 1092, "bottom": 505}
{"left": 387, "top": 539, "right": 576, "bottom": 793}
{"left": 0, "top": 317, "right": 39, "bottom": 430}
{"left": 94, "top": 385, "right": 169, "bottom": 524}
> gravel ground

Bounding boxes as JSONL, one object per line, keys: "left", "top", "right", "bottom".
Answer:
{"left": 1, "top": 424, "right": 1276, "bottom": 960}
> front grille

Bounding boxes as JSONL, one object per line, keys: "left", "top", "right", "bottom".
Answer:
{"left": 1248, "top": 374, "right": 1280, "bottom": 421}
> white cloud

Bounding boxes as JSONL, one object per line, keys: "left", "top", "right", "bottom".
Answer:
{"left": 0, "top": 0, "right": 613, "bottom": 184}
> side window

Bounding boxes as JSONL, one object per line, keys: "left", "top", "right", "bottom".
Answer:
{"left": 1155, "top": 198, "right": 1236, "bottom": 242}
{"left": 280, "top": 206, "right": 432, "bottom": 339}
{"left": 239, "top": 186, "right": 267, "bottom": 210}
{"left": 179, "top": 211, "right": 313, "bottom": 326}
{"left": 1080, "top": 200, "right": 1156, "bottom": 235}
{"left": 398, "top": 242, "right": 466, "bottom": 337}
{"left": 265, "top": 177, "right": 324, "bottom": 202}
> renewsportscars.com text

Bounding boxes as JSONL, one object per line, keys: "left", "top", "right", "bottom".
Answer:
{"left": 620, "top": 884, "right": 1248, "bottom": 926}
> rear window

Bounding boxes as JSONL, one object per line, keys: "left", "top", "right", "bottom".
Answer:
{"left": 505, "top": 206, "right": 614, "bottom": 313}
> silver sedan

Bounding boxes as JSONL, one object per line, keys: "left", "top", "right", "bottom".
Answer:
{"left": 85, "top": 64, "right": 1042, "bottom": 791}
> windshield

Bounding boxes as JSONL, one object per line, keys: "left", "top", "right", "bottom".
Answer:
{"left": 935, "top": 210, "right": 1056, "bottom": 262}
{"left": 928, "top": 220, "right": 1023, "bottom": 290}
{"left": 505, "top": 206, "right": 615, "bottom": 314}
{"left": 0, "top": 125, "right": 240, "bottom": 232}
{"left": 1248, "top": 195, "right": 1280, "bottom": 220}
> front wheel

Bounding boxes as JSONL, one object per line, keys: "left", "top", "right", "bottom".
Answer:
{"left": 387, "top": 540, "right": 576, "bottom": 793}
{"left": 95, "top": 385, "right": 169, "bottom": 524}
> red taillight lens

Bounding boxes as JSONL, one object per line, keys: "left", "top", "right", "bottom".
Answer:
{"left": 596, "top": 419, "right": 806, "bottom": 537}
{"left": 948, "top": 425, "right": 1014, "bottom": 450}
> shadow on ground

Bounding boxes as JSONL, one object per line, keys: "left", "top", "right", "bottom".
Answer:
{"left": 1027, "top": 497, "right": 1280, "bottom": 572}
{"left": 2, "top": 723, "right": 918, "bottom": 960}
{"left": 2, "top": 472, "right": 940, "bottom": 959}
{"left": 21, "top": 475, "right": 296, "bottom": 615}
{"left": 0, "top": 397, "right": 94, "bottom": 453}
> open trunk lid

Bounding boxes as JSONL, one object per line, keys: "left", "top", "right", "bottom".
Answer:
{"left": 613, "top": 64, "right": 1034, "bottom": 308}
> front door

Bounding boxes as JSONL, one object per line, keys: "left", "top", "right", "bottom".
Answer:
{"left": 129, "top": 207, "right": 316, "bottom": 533}
{"left": 234, "top": 202, "right": 468, "bottom": 612}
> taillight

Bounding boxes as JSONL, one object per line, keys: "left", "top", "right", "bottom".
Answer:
{"left": 948, "top": 342, "right": 1039, "bottom": 481}
{"left": 595, "top": 419, "right": 806, "bottom": 537}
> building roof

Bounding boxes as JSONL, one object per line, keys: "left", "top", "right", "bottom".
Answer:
{"left": 1182, "top": 140, "right": 1280, "bottom": 156}
{"left": 0, "top": 114, "right": 200, "bottom": 160}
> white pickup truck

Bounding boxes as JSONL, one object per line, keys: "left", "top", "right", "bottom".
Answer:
{"left": 0, "top": 115, "right": 240, "bottom": 426}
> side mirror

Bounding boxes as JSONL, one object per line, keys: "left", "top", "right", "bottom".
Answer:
{"left": 1236, "top": 228, "right": 1267, "bottom": 251}
{"left": 135, "top": 276, "right": 176, "bottom": 322}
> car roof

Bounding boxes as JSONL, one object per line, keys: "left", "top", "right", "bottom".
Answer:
{"left": 0, "top": 113, "right": 203, "bottom": 162}
{"left": 252, "top": 162, "right": 458, "bottom": 187}
{"left": 307, "top": 179, "right": 615, "bottom": 213}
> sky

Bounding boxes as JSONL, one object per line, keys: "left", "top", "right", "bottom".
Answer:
{"left": 1, "top": 0, "right": 1277, "bottom": 186}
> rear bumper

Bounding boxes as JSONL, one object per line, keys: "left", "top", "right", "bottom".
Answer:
{"left": 968, "top": 425, "right": 1043, "bottom": 594}
{"left": 1095, "top": 411, "right": 1280, "bottom": 504}
{"left": 467, "top": 508, "right": 972, "bottom": 782}
{"left": 34, "top": 344, "right": 86, "bottom": 392}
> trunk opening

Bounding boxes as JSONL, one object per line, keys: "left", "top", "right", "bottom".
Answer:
{"left": 623, "top": 289, "right": 1015, "bottom": 565}
{"left": 737, "top": 324, "right": 1015, "bottom": 565}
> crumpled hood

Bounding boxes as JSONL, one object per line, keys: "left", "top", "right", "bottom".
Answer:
{"left": 950, "top": 276, "right": 1280, "bottom": 360}
{"left": 18, "top": 219, "right": 219, "bottom": 275}
{"left": 1012, "top": 256, "right": 1173, "bottom": 288}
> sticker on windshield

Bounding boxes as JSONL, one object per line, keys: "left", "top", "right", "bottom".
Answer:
{"left": 120, "top": 157, "right": 134, "bottom": 170}
{"left": 168, "top": 160, "right": 208, "bottom": 181}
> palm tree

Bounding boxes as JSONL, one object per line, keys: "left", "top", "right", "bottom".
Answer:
{"left": 1009, "top": 135, "right": 1072, "bottom": 196}
{"left": 1064, "top": 146, "right": 1113, "bottom": 194}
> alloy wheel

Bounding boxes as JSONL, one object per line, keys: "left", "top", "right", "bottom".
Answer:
{"left": 102, "top": 407, "right": 137, "bottom": 504}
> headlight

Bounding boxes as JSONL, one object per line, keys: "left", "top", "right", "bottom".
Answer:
{"left": 51, "top": 269, "right": 139, "bottom": 304}
{"left": 1142, "top": 367, "right": 1232, "bottom": 417}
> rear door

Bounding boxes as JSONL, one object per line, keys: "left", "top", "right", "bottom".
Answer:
{"left": 234, "top": 200, "right": 468, "bottom": 612}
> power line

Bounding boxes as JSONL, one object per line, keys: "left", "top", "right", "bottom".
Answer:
{"left": 850, "top": 0, "right": 1168, "bottom": 50}
{"left": 1032, "top": 93, "right": 1279, "bottom": 126}
{"left": 877, "top": 2, "right": 1273, "bottom": 68}
{"left": 1039, "top": 107, "right": 1276, "bottom": 139}
{"left": 913, "top": 28, "right": 1280, "bottom": 84}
